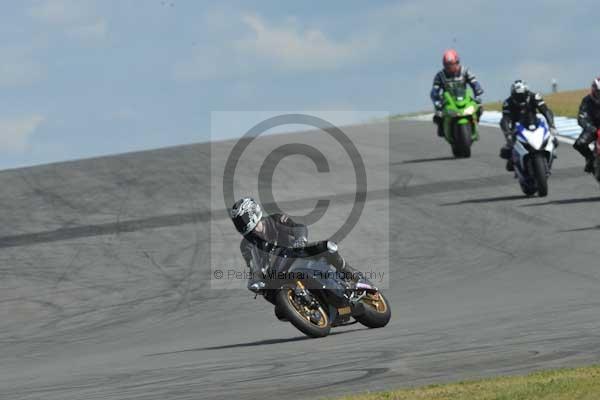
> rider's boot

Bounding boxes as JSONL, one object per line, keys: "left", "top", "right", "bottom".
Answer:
{"left": 573, "top": 138, "right": 595, "bottom": 173}
{"left": 436, "top": 123, "right": 444, "bottom": 138}
{"left": 341, "top": 262, "right": 363, "bottom": 285}
{"left": 433, "top": 114, "right": 444, "bottom": 137}
{"left": 325, "top": 245, "right": 363, "bottom": 288}
{"left": 500, "top": 144, "right": 514, "bottom": 171}
{"left": 584, "top": 157, "right": 595, "bottom": 174}
{"left": 506, "top": 159, "right": 514, "bottom": 172}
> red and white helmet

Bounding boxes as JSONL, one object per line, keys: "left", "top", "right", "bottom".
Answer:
{"left": 591, "top": 77, "right": 600, "bottom": 104}
{"left": 443, "top": 49, "right": 460, "bottom": 75}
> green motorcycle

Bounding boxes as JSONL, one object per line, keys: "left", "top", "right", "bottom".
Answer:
{"left": 442, "top": 83, "right": 480, "bottom": 158}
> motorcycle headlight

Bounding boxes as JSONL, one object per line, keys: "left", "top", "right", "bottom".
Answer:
{"left": 463, "top": 106, "right": 475, "bottom": 115}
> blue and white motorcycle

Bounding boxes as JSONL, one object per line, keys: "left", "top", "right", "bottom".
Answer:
{"left": 511, "top": 119, "right": 556, "bottom": 197}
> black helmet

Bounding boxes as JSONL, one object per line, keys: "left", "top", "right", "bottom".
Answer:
{"left": 511, "top": 80, "right": 529, "bottom": 104}
{"left": 230, "top": 197, "right": 263, "bottom": 236}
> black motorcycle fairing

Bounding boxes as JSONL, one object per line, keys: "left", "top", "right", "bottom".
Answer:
{"left": 257, "top": 240, "right": 375, "bottom": 326}
{"left": 272, "top": 257, "right": 348, "bottom": 304}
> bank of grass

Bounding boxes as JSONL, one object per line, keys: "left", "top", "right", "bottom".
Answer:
{"left": 331, "top": 365, "right": 600, "bottom": 400}
{"left": 390, "top": 110, "right": 430, "bottom": 120}
{"left": 392, "top": 89, "right": 587, "bottom": 121}
{"left": 484, "top": 88, "right": 587, "bottom": 118}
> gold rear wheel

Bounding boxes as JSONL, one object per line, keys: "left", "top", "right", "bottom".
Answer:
{"left": 362, "top": 292, "right": 388, "bottom": 314}
{"left": 355, "top": 291, "right": 391, "bottom": 328}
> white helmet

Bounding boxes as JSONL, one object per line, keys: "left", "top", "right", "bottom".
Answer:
{"left": 591, "top": 76, "right": 600, "bottom": 104}
{"left": 231, "top": 197, "right": 263, "bottom": 235}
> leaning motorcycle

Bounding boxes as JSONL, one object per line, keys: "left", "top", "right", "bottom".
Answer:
{"left": 442, "top": 83, "right": 480, "bottom": 158}
{"left": 251, "top": 240, "right": 391, "bottom": 338}
{"left": 508, "top": 119, "right": 556, "bottom": 197}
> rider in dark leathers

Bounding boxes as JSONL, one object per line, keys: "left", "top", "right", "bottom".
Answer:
{"left": 499, "top": 80, "right": 558, "bottom": 171}
{"left": 431, "top": 49, "right": 484, "bottom": 137}
{"left": 230, "top": 197, "right": 359, "bottom": 293}
{"left": 573, "top": 78, "right": 600, "bottom": 173}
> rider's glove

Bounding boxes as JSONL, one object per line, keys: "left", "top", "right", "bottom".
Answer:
{"left": 434, "top": 101, "right": 442, "bottom": 111}
{"left": 507, "top": 129, "right": 518, "bottom": 144}
{"left": 501, "top": 129, "right": 512, "bottom": 141}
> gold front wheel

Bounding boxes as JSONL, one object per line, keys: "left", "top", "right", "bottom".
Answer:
{"left": 275, "top": 284, "right": 331, "bottom": 338}
{"left": 287, "top": 289, "right": 329, "bottom": 328}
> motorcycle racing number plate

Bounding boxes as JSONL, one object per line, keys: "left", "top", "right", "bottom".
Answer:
{"left": 338, "top": 306, "right": 351, "bottom": 315}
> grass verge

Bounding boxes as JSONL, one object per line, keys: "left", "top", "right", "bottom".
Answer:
{"left": 392, "top": 89, "right": 587, "bottom": 120}
{"left": 484, "top": 89, "right": 587, "bottom": 118}
{"left": 330, "top": 365, "right": 600, "bottom": 400}
{"left": 390, "top": 110, "right": 430, "bottom": 120}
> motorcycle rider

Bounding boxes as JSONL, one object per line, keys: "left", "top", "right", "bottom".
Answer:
{"left": 230, "top": 197, "right": 360, "bottom": 293}
{"left": 499, "top": 80, "right": 559, "bottom": 171}
{"left": 431, "top": 49, "right": 484, "bottom": 137}
{"left": 573, "top": 77, "right": 600, "bottom": 173}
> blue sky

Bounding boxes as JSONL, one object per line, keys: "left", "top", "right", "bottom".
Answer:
{"left": 0, "top": 0, "right": 597, "bottom": 169}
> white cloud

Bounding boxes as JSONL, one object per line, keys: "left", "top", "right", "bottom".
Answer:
{"left": 235, "top": 14, "right": 376, "bottom": 71}
{"left": 174, "top": 12, "right": 378, "bottom": 81}
{"left": 0, "top": 115, "right": 44, "bottom": 153}
{"left": 28, "top": 0, "right": 107, "bottom": 41}
{"left": 171, "top": 1, "right": 600, "bottom": 114}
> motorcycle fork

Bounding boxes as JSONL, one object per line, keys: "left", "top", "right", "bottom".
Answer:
{"left": 293, "top": 281, "right": 311, "bottom": 303}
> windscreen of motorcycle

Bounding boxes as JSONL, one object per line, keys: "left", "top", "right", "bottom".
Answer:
{"left": 446, "top": 82, "right": 467, "bottom": 101}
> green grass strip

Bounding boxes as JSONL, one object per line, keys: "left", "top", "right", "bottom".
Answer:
{"left": 330, "top": 365, "right": 600, "bottom": 400}
{"left": 391, "top": 89, "right": 588, "bottom": 120}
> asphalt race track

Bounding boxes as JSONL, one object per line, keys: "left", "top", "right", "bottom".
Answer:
{"left": 1, "top": 120, "right": 599, "bottom": 399}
